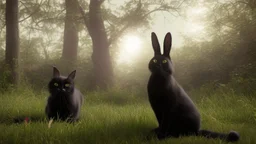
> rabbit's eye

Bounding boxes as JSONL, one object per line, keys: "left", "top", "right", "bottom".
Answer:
{"left": 162, "top": 60, "right": 168, "bottom": 63}
{"left": 153, "top": 59, "right": 157, "bottom": 63}
{"left": 54, "top": 83, "right": 58, "bottom": 86}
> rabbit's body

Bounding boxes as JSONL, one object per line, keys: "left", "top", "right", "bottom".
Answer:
{"left": 147, "top": 32, "right": 239, "bottom": 142}
{"left": 148, "top": 74, "right": 200, "bottom": 138}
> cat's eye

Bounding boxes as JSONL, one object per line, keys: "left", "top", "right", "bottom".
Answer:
{"left": 65, "top": 83, "right": 70, "bottom": 87}
{"left": 54, "top": 83, "right": 58, "bottom": 86}
{"left": 162, "top": 60, "right": 168, "bottom": 63}
{"left": 153, "top": 59, "right": 157, "bottom": 63}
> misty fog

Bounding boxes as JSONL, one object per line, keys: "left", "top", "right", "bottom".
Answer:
{"left": 0, "top": 0, "right": 255, "bottom": 143}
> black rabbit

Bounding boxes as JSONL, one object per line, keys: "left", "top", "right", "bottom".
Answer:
{"left": 45, "top": 67, "right": 83, "bottom": 122}
{"left": 147, "top": 32, "right": 239, "bottom": 142}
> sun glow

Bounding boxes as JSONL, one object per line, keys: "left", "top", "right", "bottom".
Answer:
{"left": 184, "top": 6, "right": 207, "bottom": 36}
{"left": 117, "top": 35, "right": 142, "bottom": 64}
{"left": 190, "top": 7, "right": 207, "bottom": 15}
{"left": 187, "top": 23, "right": 205, "bottom": 33}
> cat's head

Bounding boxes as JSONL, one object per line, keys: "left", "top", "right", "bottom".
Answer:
{"left": 48, "top": 67, "right": 76, "bottom": 95}
{"left": 149, "top": 32, "right": 173, "bottom": 76}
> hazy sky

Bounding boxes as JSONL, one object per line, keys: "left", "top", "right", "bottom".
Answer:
{"left": 105, "top": 0, "right": 208, "bottom": 64}
{"left": 107, "top": 0, "right": 207, "bottom": 48}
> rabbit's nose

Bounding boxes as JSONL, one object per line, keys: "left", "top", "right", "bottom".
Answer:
{"left": 155, "top": 64, "right": 161, "bottom": 68}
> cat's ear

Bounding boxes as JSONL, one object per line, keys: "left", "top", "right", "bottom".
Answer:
{"left": 53, "top": 66, "right": 60, "bottom": 78}
{"left": 68, "top": 70, "right": 76, "bottom": 80}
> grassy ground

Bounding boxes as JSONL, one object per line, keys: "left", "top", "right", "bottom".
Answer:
{"left": 0, "top": 87, "right": 256, "bottom": 144}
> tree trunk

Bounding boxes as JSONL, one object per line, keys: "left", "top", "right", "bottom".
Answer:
{"left": 62, "top": 0, "right": 79, "bottom": 71}
{"left": 5, "top": 0, "right": 19, "bottom": 85}
{"left": 86, "top": 0, "right": 113, "bottom": 89}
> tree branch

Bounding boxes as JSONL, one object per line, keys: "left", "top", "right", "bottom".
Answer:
{"left": 19, "top": 0, "right": 44, "bottom": 23}
{"left": 33, "top": 9, "right": 65, "bottom": 26}
{"left": 108, "top": 0, "right": 143, "bottom": 46}
{"left": 78, "top": 4, "right": 91, "bottom": 35}
{"left": 108, "top": 3, "right": 181, "bottom": 46}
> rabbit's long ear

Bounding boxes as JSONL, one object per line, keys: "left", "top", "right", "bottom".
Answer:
{"left": 53, "top": 66, "right": 60, "bottom": 78}
{"left": 163, "top": 32, "right": 172, "bottom": 58}
{"left": 68, "top": 70, "right": 76, "bottom": 80}
{"left": 151, "top": 32, "right": 161, "bottom": 55}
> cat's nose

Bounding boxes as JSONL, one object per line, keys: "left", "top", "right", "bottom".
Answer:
{"left": 62, "top": 88, "right": 66, "bottom": 92}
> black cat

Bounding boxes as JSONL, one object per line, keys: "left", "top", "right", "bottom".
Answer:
{"left": 147, "top": 32, "right": 239, "bottom": 142}
{"left": 45, "top": 67, "right": 83, "bottom": 122}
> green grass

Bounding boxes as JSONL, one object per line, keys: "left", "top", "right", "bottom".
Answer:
{"left": 0, "top": 87, "right": 256, "bottom": 144}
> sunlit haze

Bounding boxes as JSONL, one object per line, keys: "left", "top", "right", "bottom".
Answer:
{"left": 113, "top": 5, "right": 208, "bottom": 62}
{"left": 117, "top": 35, "right": 142, "bottom": 64}
{"left": 106, "top": 0, "right": 208, "bottom": 49}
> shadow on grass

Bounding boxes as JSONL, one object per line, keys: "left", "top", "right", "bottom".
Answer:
{"left": 0, "top": 114, "right": 46, "bottom": 125}
{"left": 86, "top": 89, "right": 148, "bottom": 106}
{"left": 49, "top": 120, "right": 157, "bottom": 144}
